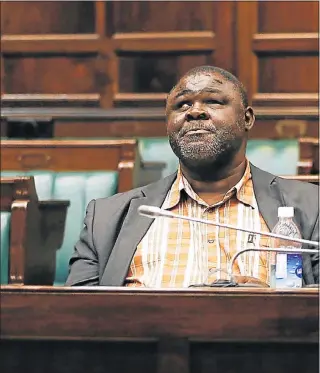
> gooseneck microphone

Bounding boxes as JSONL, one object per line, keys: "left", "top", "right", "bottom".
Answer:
{"left": 138, "top": 205, "right": 320, "bottom": 247}
{"left": 138, "top": 205, "right": 318, "bottom": 284}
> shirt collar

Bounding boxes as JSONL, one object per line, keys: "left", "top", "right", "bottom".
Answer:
{"left": 163, "top": 160, "right": 255, "bottom": 209}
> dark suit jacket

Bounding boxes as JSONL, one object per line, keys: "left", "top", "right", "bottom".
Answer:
{"left": 66, "top": 164, "right": 319, "bottom": 287}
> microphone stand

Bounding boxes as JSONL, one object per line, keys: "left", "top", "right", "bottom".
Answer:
{"left": 228, "top": 246, "right": 316, "bottom": 279}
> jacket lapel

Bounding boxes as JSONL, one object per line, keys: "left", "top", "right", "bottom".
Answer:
{"left": 100, "top": 173, "right": 177, "bottom": 286}
{"left": 250, "top": 163, "right": 283, "bottom": 231}
{"left": 251, "top": 163, "right": 303, "bottom": 231}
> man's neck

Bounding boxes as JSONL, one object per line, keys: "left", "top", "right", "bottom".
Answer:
{"left": 180, "top": 158, "right": 248, "bottom": 197}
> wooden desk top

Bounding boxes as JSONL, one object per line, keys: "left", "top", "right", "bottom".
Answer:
{"left": 1, "top": 285, "right": 318, "bottom": 343}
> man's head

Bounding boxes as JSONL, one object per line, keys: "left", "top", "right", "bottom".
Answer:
{"left": 166, "top": 66, "right": 255, "bottom": 171}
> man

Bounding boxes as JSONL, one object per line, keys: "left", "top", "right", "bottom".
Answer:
{"left": 66, "top": 66, "right": 319, "bottom": 287}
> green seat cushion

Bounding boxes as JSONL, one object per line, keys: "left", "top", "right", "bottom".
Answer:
{"left": 52, "top": 172, "right": 118, "bottom": 285}
{"left": 1, "top": 212, "right": 11, "bottom": 284}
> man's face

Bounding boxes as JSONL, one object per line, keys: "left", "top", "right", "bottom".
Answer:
{"left": 166, "top": 72, "right": 248, "bottom": 168}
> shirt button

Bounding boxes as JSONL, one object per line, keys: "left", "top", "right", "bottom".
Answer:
{"left": 208, "top": 239, "right": 215, "bottom": 244}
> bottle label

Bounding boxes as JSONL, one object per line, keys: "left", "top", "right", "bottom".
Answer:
{"left": 275, "top": 254, "right": 303, "bottom": 288}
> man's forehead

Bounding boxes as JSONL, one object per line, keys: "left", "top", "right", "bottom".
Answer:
{"left": 173, "top": 72, "right": 232, "bottom": 94}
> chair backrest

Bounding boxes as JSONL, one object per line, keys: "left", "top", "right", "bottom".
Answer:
{"left": 1, "top": 139, "right": 140, "bottom": 192}
{"left": 0, "top": 176, "right": 69, "bottom": 285}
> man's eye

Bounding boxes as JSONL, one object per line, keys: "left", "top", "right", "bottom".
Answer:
{"left": 177, "top": 101, "right": 191, "bottom": 110}
{"left": 206, "top": 99, "right": 222, "bottom": 105}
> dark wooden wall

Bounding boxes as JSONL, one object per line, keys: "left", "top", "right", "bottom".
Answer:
{"left": 1, "top": 1, "right": 318, "bottom": 111}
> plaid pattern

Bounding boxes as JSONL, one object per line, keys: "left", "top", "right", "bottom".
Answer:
{"left": 125, "top": 162, "right": 270, "bottom": 287}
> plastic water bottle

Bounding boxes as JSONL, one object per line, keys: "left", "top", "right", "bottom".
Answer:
{"left": 269, "top": 207, "right": 303, "bottom": 289}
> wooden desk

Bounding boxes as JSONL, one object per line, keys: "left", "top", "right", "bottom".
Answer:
{"left": 1, "top": 286, "right": 318, "bottom": 373}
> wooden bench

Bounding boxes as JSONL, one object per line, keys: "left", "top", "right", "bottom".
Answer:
{"left": 0, "top": 139, "right": 165, "bottom": 191}
{"left": 1, "top": 177, "right": 69, "bottom": 285}
{"left": 1, "top": 107, "right": 319, "bottom": 139}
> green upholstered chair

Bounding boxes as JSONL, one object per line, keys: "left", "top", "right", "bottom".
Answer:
{"left": 1, "top": 139, "right": 141, "bottom": 285}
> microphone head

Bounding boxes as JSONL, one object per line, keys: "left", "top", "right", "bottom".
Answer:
{"left": 138, "top": 205, "right": 175, "bottom": 219}
{"left": 138, "top": 205, "right": 163, "bottom": 218}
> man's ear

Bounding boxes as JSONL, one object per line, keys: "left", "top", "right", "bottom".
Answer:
{"left": 244, "top": 106, "right": 255, "bottom": 131}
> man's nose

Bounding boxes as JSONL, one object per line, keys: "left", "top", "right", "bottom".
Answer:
{"left": 186, "top": 105, "right": 209, "bottom": 121}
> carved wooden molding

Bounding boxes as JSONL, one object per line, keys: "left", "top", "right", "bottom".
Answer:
{"left": 1, "top": 34, "right": 103, "bottom": 53}
{"left": 253, "top": 33, "right": 319, "bottom": 52}
{"left": 113, "top": 31, "right": 216, "bottom": 52}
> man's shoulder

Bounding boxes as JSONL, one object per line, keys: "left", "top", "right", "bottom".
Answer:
{"left": 94, "top": 172, "right": 177, "bottom": 207}
{"left": 251, "top": 163, "right": 318, "bottom": 192}
{"left": 276, "top": 175, "right": 319, "bottom": 193}
{"left": 251, "top": 163, "right": 318, "bottom": 214}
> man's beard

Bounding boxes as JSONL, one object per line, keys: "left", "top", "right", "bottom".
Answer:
{"left": 169, "top": 125, "right": 244, "bottom": 171}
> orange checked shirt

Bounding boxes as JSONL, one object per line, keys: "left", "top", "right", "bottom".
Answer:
{"left": 125, "top": 162, "right": 271, "bottom": 288}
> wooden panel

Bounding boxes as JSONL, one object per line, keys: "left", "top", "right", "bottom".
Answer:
{"left": 2, "top": 340, "right": 157, "bottom": 373}
{"left": 1, "top": 286, "right": 318, "bottom": 341}
{"left": 0, "top": 286, "right": 318, "bottom": 372}
{"left": 1, "top": 1, "right": 95, "bottom": 34}
{"left": 3, "top": 55, "right": 98, "bottom": 94}
{"left": 110, "top": 1, "right": 216, "bottom": 33}
{"left": 111, "top": 1, "right": 235, "bottom": 106}
{"left": 118, "top": 53, "right": 212, "bottom": 94}
{"left": 190, "top": 342, "right": 318, "bottom": 373}
{"left": 258, "top": 55, "right": 319, "bottom": 93}
{"left": 258, "top": 1, "right": 319, "bottom": 33}
{"left": 236, "top": 1, "right": 319, "bottom": 109}
{"left": 1, "top": 1, "right": 234, "bottom": 108}
{"left": 1, "top": 1, "right": 319, "bottom": 111}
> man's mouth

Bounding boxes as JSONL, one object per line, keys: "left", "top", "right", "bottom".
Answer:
{"left": 185, "top": 129, "right": 212, "bottom": 135}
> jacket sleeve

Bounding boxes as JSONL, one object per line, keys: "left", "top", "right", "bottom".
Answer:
{"left": 310, "top": 213, "right": 319, "bottom": 284}
{"left": 65, "top": 200, "right": 100, "bottom": 286}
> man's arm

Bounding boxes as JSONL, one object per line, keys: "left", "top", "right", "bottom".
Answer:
{"left": 310, "top": 212, "right": 319, "bottom": 284}
{"left": 65, "top": 200, "right": 100, "bottom": 286}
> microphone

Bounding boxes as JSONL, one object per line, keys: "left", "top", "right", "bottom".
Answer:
{"left": 138, "top": 205, "right": 320, "bottom": 247}
{"left": 138, "top": 205, "right": 319, "bottom": 287}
